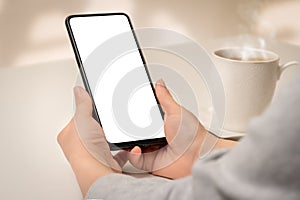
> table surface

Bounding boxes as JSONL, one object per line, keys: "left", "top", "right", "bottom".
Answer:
{"left": 0, "top": 36, "right": 299, "bottom": 199}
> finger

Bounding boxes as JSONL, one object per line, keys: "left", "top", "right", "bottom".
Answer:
{"left": 113, "top": 150, "right": 129, "bottom": 168}
{"left": 131, "top": 146, "right": 142, "bottom": 154}
{"left": 127, "top": 146, "right": 143, "bottom": 168}
{"left": 128, "top": 146, "right": 163, "bottom": 172}
{"left": 74, "top": 86, "right": 93, "bottom": 116}
{"left": 155, "top": 79, "right": 180, "bottom": 115}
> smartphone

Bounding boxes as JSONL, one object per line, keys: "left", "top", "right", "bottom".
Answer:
{"left": 65, "top": 13, "right": 167, "bottom": 150}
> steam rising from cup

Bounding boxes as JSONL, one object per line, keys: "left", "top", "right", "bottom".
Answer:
{"left": 215, "top": 47, "right": 277, "bottom": 63}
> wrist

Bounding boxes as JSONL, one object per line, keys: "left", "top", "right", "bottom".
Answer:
{"left": 214, "top": 138, "right": 237, "bottom": 149}
{"left": 69, "top": 154, "right": 114, "bottom": 196}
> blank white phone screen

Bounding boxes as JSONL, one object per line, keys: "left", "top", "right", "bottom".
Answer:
{"left": 69, "top": 15, "right": 164, "bottom": 143}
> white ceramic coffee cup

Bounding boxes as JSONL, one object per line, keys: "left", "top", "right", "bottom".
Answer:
{"left": 212, "top": 47, "right": 298, "bottom": 137}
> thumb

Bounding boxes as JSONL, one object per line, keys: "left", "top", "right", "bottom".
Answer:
{"left": 127, "top": 146, "right": 144, "bottom": 168}
{"left": 155, "top": 79, "right": 180, "bottom": 115}
{"left": 74, "top": 86, "right": 93, "bottom": 116}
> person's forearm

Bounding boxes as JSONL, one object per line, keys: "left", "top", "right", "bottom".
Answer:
{"left": 69, "top": 154, "right": 113, "bottom": 197}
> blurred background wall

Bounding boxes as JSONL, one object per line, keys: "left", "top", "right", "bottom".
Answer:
{"left": 0, "top": 0, "right": 300, "bottom": 68}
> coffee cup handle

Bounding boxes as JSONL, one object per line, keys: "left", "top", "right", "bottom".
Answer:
{"left": 278, "top": 61, "right": 299, "bottom": 79}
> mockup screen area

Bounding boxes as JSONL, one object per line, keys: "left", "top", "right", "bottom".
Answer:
{"left": 69, "top": 15, "right": 165, "bottom": 143}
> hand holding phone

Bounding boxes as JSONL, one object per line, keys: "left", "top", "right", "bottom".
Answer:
{"left": 65, "top": 13, "right": 167, "bottom": 150}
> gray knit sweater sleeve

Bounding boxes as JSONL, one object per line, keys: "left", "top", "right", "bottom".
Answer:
{"left": 86, "top": 72, "right": 300, "bottom": 200}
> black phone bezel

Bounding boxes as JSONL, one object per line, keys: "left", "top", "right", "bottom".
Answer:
{"left": 65, "top": 12, "right": 167, "bottom": 150}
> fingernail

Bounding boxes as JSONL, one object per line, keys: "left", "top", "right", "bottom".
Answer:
{"left": 74, "top": 86, "right": 83, "bottom": 99}
{"left": 157, "top": 79, "right": 166, "bottom": 87}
